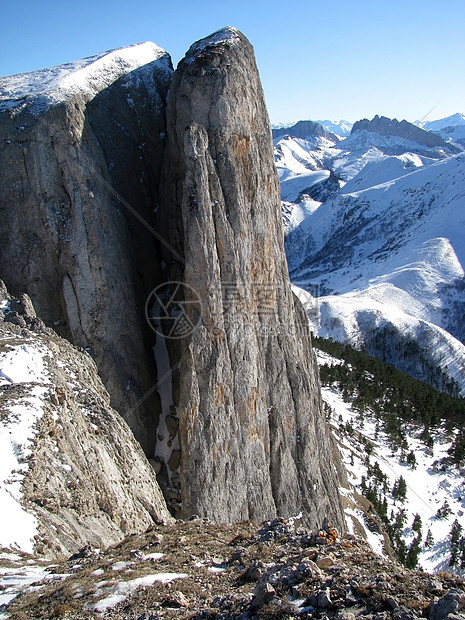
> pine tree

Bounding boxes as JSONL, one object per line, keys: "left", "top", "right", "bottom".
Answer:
{"left": 406, "top": 536, "right": 421, "bottom": 569}
{"left": 392, "top": 476, "right": 407, "bottom": 503}
{"left": 449, "top": 520, "right": 463, "bottom": 566}
{"left": 361, "top": 475, "right": 367, "bottom": 493}
{"left": 412, "top": 514, "right": 422, "bottom": 535}
{"left": 424, "top": 529, "right": 434, "bottom": 549}
{"left": 394, "top": 508, "right": 407, "bottom": 531}
{"left": 406, "top": 450, "right": 417, "bottom": 469}
{"left": 450, "top": 519, "right": 462, "bottom": 545}
{"left": 435, "top": 500, "right": 451, "bottom": 520}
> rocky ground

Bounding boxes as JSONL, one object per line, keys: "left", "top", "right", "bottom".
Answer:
{"left": 2, "top": 517, "right": 465, "bottom": 619}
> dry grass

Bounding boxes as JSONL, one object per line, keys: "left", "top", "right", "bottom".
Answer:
{"left": 4, "top": 519, "right": 465, "bottom": 619}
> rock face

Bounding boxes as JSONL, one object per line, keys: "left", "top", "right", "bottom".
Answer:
{"left": 351, "top": 114, "right": 459, "bottom": 151}
{"left": 0, "top": 283, "right": 171, "bottom": 557}
{"left": 0, "top": 44, "right": 173, "bottom": 454}
{"left": 158, "top": 28, "right": 345, "bottom": 529}
{"left": 0, "top": 29, "right": 346, "bottom": 534}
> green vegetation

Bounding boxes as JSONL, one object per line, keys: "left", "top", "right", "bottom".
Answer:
{"left": 448, "top": 519, "right": 465, "bottom": 569}
{"left": 314, "top": 336, "right": 465, "bottom": 465}
{"left": 315, "top": 337, "right": 465, "bottom": 570}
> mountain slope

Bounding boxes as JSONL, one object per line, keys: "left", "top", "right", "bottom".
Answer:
{"left": 315, "top": 339, "right": 465, "bottom": 574}
{"left": 287, "top": 152, "right": 465, "bottom": 394}
{"left": 0, "top": 283, "right": 170, "bottom": 557}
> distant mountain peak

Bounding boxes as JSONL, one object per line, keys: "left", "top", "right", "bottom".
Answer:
{"left": 316, "top": 119, "right": 353, "bottom": 137}
{"left": 417, "top": 112, "right": 465, "bottom": 130}
{"left": 272, "top": 119, "right": 339, "bottom": 143}
{"left": 351, "top": 115, "right": 458, "bottom": 150}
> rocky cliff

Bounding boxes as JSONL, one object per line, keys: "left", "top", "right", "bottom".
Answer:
{"left": 157, "top": 27, "right": 345, "bottom": 529}
{"left": 0, "top": 282, "right": 171, "bottom": 557}
{"left": 0, "top": 28, "right": 345, "bottom": 539}
{"left": 351, "top": 114, "right": 459, "bottom": 151}
{"left": 0, "top": 43, "right": 172, "bottom": 455}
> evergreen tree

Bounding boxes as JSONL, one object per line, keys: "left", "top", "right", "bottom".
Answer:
{"left": 406, "top": 536, "right": 421, "bottom": 569}
{"left": 435, "top": 500, "right": 451, "bottom": 520}
{"left": 449, "top": 520, "right": 463, "bottom": 566}
{"left": 450, "top": 519, "right": 462, "bottom": 545}
{"left": 412, "top": 514, "right": 422, "bottom": 535}
{"left": 392, "top": 476, "right": 407, "bottom": 503}
{"left": 406, "top": 450, "right": 417, "bottom": 469}
{"left": 393, "top": 508, "right": 407, "bottom": 531}
{"left": 424, "top": 529, "right": 434, "bottom": 549}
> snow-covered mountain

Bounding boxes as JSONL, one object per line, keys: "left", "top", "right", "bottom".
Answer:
{"left": 417, "top": 112, "right": 465, "bottom": 132}
{"left": 0, "top": 42, "right": 171, "bottom": 113}
{"left": 289, "top": 153, "right": 465, "bottom": 394}
{"left": 417, "top": 113, "right": 465, "bottom": 148}
{"left": 278, "top": 115, "right": 465, "bottom": 396}
{"left": 316, "top": 119, "right": 353, "bottom": 137}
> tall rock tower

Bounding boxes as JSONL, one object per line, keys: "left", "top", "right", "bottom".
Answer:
{"left": 158, "top": 28, "right": 345, "bottom": 529}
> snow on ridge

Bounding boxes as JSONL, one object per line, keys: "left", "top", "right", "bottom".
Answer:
{"left": 184, "top": 26, "right": 242, "bottom": 62}
{"left": 418, "top": 113, "right": 465, "bottom": 132}
{"left": 0, "top": 42, "right": 169, "bottom": 108}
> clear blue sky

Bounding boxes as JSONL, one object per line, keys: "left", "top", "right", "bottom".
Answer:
{"left": 1, "top": 0, "right": 464, "bottom": 124}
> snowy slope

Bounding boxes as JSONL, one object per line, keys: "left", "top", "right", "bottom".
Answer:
{"left": 286, "top": 152, "right": 465, "bottom": 394}
{"left": 336, "top": 129, "right": 459, "bottom": 158}
{"left": 316, "top": 119, "right": 353, "bottom": 137}
{"left": 317, "top": 348, "right": 465, "bottom": 574}
{"left": 418, "top": 113, "right": 465, "bottom": 133}
{"left": 417, "top": 114, "right": 465, "bottom": 147}
{"left": 0, "top": 42, "right": 171, "bottom": 111}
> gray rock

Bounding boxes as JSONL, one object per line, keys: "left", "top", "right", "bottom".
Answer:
{"left": 0, "top": 291, "right": 171, "bottom": 556}
{"left": 335, "top": 613, "right": 356, "bottom": 620}
{"left": 393, "top": 606, "right": 419, "bottom": 620}
{"left": 295, "top": 558, "right": 323, "bottom": 580}
{"left": 317, "top": 587, "right": 333, "bottom": 608}
{"left": 252, "top": 581, "right": 276, "bottom": 608}
{"left": 158, "top": 26, "right": 345, "bottom": 529}
{"left": 428, "top": 590, "right": 464, "bottom": 620}
{"left": 0, "top": 46, "right": 173, "bottom": 455}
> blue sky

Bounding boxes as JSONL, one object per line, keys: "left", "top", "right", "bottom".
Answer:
{"left": 1, "top": 0, "right": 464, "bottom": 124}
